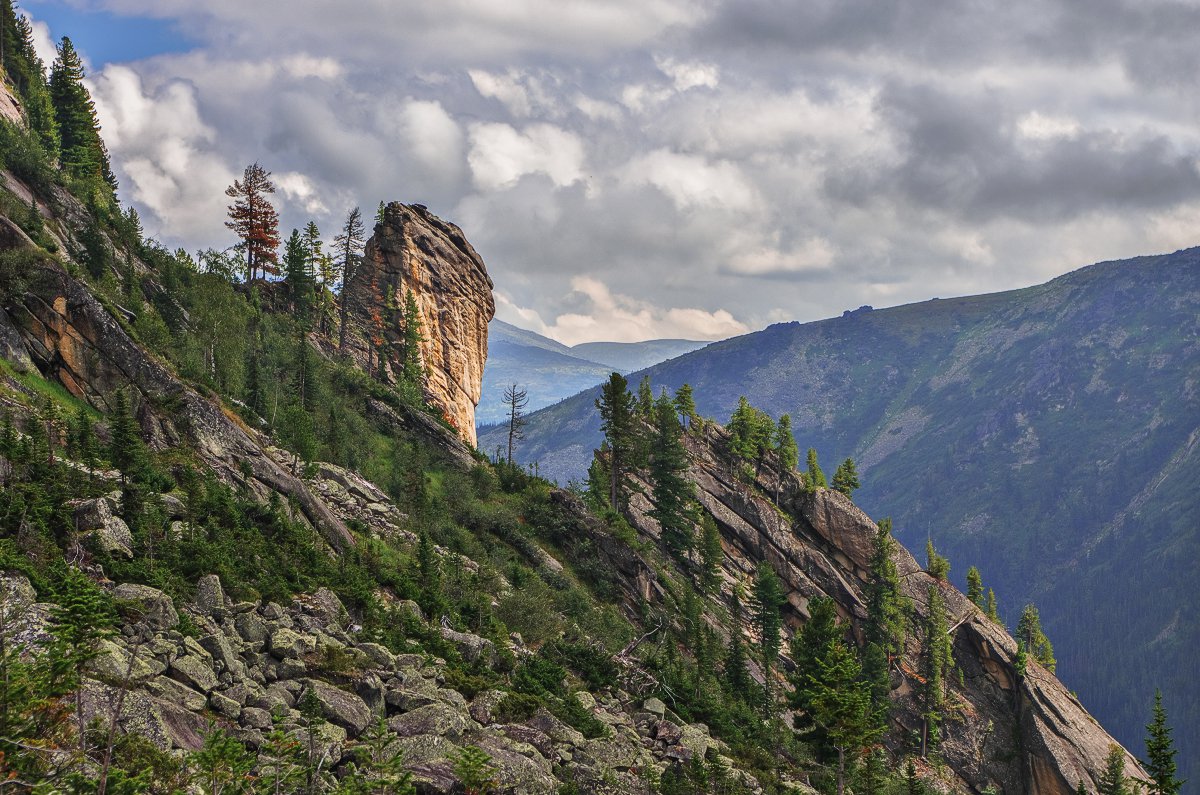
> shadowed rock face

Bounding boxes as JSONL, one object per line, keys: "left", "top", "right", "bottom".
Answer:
{"left": 345, "top": 203, "right": 495, "bottom": 445}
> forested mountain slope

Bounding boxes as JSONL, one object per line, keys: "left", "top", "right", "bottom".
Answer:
{"left": 0, "top": 19, "right": 1164, "bottom": 792}
{"left": 488, "top": 252, "right": 1200, "bottom": 781}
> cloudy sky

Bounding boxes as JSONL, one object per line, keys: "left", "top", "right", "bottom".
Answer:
{"left": 24, "top": 0, "right": 1200, "bottom": 344}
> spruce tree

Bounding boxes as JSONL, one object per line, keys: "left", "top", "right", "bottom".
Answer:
{"left": 925, "top": 539, "right": 950, "bottom": 581}
{"left": 1017, "top": 603, "right": 1056, "bottom": 673}
{"left": 864, "top": 518, "right": 906, "bottom": 709}
{"left": 596, "top": 372, "right": 634, "bottom": 509}
{"left": 283, "top": 228, "right": 312, "bottom": 318}
{"left": 1098, "top": 744, "right": 1130, "bottom": 795}
{"left": 49, "top": 36, "right": 114, "bottom": 194}
{"left": 775, "top": 413, "right": 799, "bottom": 470}
{"left": 966, "top": 566, "right": 984, "bottom": 607}
{"left": 831, "top": 457, "right": 860, "bottom": 497}
{"left": 805, "top": 448, "right": 827, "bottom": 491}
{"left": 698, "top": 513, "right": 723, "bottom": 593}
{"left": 919, "top": 583, "right": 952, "bottom": 756}
{"left": 1, "top": 3, "right": 59, "bottom": 156}
{"left": 674, "top": 383, "right": 697, "bottom": 429}
{"left": 1140, "top": 690, "right": 1183, "bottom": 795}
{"left": 648, "top": 390, "right": 694, "bottom": 558}
{"left": 107, "top": 389, "right": 143, "bottom": 482}
{"left": 800, "top": 637, "right": 880, "bottom": 795}
{"left": 724, "top": 585, "right": 752, "bottom": 700}
{"left": 985, "top": 588, "right": 1000, "bottom": 623}
{"left": 752, "top": 561, "right": 785, "bottom": 705}
{"left": 335, "top": 206, "right": 366, "bottom": 352}
{"left": 398, "top": 290, "right": 425, "bottom": 397}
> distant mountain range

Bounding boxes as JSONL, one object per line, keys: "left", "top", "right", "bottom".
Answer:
{"left": 481, "top": 248, "right": 1200, "bottom": 779}
{"left": 476, "top": 320, "right": 706, "bottom": 427}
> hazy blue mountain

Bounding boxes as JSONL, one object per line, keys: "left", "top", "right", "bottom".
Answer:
{"left": 477, "top": 321, "right": 708, "bottom": 428}
{"left": 482, "top": 248, "right": 1200, "bottom": 778}
{"left": 570, "top": 338, "right": 707, "bottom": 372}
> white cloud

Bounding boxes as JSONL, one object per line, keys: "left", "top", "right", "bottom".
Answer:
{"left": 467, "top": 122, "right": 585, "bottom": 190}
{"left": 1017, "top": 111, "right": 1080, "bottom": 141}
{"left": 621, "top": 149, "right": 758, "bottom": 211}
{"left": 654, "top": 55, "right": 719, "bottom": 91}
{"left": 21, "top": 14, "right": 58, "bottom": 69}
{"left": 469, "top": 69, "right": 531, "bottom": 116}
{"left": 504, "top": 276, "right": 749, "bottom": 345}
{"left": 275, "top": 172, "right": 328, "bottom": 215}
{"left": 728, "top": 238, "right": 836, "bottom": 276}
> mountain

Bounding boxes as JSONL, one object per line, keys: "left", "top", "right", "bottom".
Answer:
{"left": 0, "top": 40, "right": 1153, "bottom": 793}
{"left": 483, "top": 251, "right": 1200, "bottom": 782}
{"left": 570, "top": 338, "right": 708, "bottom": 373}
{"left": 477, "top": 320, "right": 707, "bottom": 427}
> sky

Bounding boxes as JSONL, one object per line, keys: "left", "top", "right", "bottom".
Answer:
{"left": 23, "top": 0, "right": 1200, "bottom": 344}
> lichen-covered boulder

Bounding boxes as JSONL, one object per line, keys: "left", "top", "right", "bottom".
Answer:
{"left": 113, "top": 583, "right": 178, "bottom": 630}
{"left": 301, "top": 680, "right": 371, "bottom": 736}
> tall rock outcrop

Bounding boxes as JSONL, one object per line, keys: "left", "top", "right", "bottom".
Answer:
{"left": 345, "top": 203, "right": 494, "bottom": 445}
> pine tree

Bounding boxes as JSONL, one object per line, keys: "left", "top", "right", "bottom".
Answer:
{"left": 1097, "top": 744, "right": 1130, "bottom": 795}
{"left": 49, "top": 36, "right": 114, "bottom": 194}
{"left": 775, "top": 413, "right": 799, "bottom": 471}
{"left": 502, "top": 383, "right": 528, "bottom": 464}
{"left": 335, "top": 207, "right": 366, "bottom": 352}
{"left": 596, "top": 372, "right": 634, "bottom": 510}
{"left": 648, "top": 390, "right": 694, "bottom": 558}
{"left": 1017, "top": 603, "right": 1056, "bottom": 673}
{"left": 724, "top": 585, "right": 753, "bottom": 700}
{"left": 49, "top": 568, "right": 115, "bottom": 750}
{"left": 805, "top": 448, "right": 827, "bottom": 491}
{"left": 1140, "top": 689, "right": 1183, "bottom": 795}
{"left": 225, "top": 163, "right": 280, "bottom": 282}
{"left": 831, "top": 458, "right": 860, "bottom": 497}
{"left": 189, "top": 726, "right": 254, "bottom": 795}
{"left": 966, "top": 566, "right": 984, "bottom": 607}
{"left": 636, "top": 375, "right": 654, "bottom": 417}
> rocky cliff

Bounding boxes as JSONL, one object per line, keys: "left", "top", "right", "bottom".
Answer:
{"left": 344, "top": 203, "right": 495, "bottom": 445}
{"left": 621, "top": 423, "right": 1145, "bottom": 794}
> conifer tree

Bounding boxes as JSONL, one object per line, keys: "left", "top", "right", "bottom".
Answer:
{"left": 596, "top": 372, "right": 634, "bottom": 509}
{"left": 724, "top": 586, "right": 752, "bottom": 700}
{"left": 674, "top": 383, "right": 697, "bottom": 429}
{"left": 925, "top": 539, "right": 950, "bottom": 581}
{"left": 775, "top": 413, "right": 799, "bottom": 471}
{"left": 49, "top": 569, "right": 115, "bottom": 749}
{"left": 752, "top": 561, "right": 785, "bottom": 706}
{"left": 49, "top": 36, "right": 114, "bottom": 194}
{"left": 648, "top": 390, "right": 694, "bottom": 558}
{"left": 1017, "top": 603, "right": 1056, "bottom": 673}
{"left": 1141, "top": 690, "right": 1183, "bottom": 795}
{"left": 919, "top": 583, "right": 953, "bottom": 756}
{"left": 966, "top": 566, "right": 984, "bottom": 607}
{"left": 864, "top": 518, "right": 906, "bottom": 709}
{"left": 502, "top": 383, "right": 528, "bottom": 464}
{"left": 1, "top": 3, "right": 59, "bottom": 155}
{"left": 107, "top": 389, "right": 143, "bottom": 482}
{"left": 224, "top": 163, "right": 280, "bottom": 282}
{"left": 800, "top": 637, "right": 880, "bottom": 795}
{"left": 985, "top": 588, "right": 1000, "bottom": 623}
{"left": 831, "top": 458, "right": 860, "bottom": 497}
{"left": 698, "top": 513, "right": 723, "bottom": 593}
{"left": 398, "top": 289, "right": 425, "bottom": 396}
{"left": 805, "top": 448, "right": 827, "bottom": 491}
{"left": 1098, "top": 744, "right": 1130, "bottom": 795}
{"left": 283, "top": 228, "right": 312, "bottom": 318}
{"left": 335, "top": 207, "right": 366, "bottom": 352}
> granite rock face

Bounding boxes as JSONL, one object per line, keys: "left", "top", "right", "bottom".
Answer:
{"left": 345, "top": 203, "right": 495, "bottom": 445}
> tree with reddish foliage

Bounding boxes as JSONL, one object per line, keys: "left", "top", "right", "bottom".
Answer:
{"left": 225, "top": 163, "right": 280, "bottom": 283}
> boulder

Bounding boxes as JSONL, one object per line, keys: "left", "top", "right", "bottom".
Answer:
{"left": 301, "top": 680, "right": 371, "bottom": 736}
{"left": 113, "top": 583, "right": 178, "bottom": 630}
{"left": 87, "top": 638, "right": 162, "bottom": 683}
{"left": 73, "top": 497, "right": 132, "bottom": 557}
{"left": 387, "top": 702, "right": 470, "bottom": 741}
{"left": 269, "top": 627, "right": 316, "bottom": 660}
{"left": 439, "top": 627, "right": 494, "bottom": 664}
{"left": 194, "top": 574, "right": 226, "bottom": 617}
{"left": 145, "top": 675, "right": 207, "bottom": 711}
{"left": 168, "top": 654, "right": 218, "bottom": 693}
{"left": 235, "top": 611, "right": 268, "bottom": 648}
